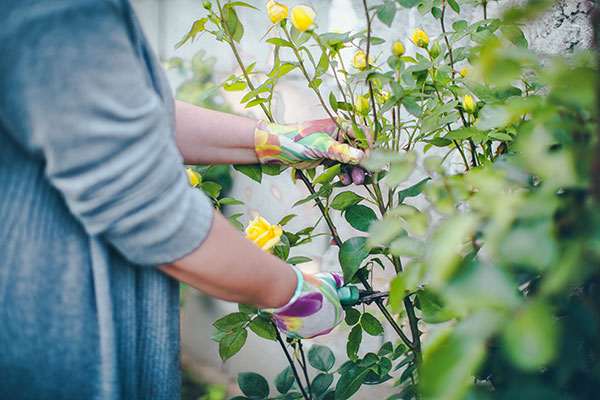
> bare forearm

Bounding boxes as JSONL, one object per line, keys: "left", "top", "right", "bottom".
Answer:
{"left": 158, "top": 211, "right": 296, "bottom": 309}
{"left": 174, "top": 100, "right": 259, "bottom": 165}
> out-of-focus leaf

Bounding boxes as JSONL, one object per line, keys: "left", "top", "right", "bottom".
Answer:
{"left": 502, "top": 301, "right": 559, "bottom": 371}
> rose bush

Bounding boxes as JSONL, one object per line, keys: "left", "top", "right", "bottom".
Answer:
{"left": 180, "top": 1, "right": 600, "bottom": 399}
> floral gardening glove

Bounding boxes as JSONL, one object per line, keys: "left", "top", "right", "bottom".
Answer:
{"left": 254, "top": 118, "right": 366, "bottom": 169}
{"left": 266, "top": 266, "right": 345, "bottom": 339}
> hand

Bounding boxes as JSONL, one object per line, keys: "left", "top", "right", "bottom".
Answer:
{"left": 254, "top": 118, "right": 369, "bottom": 169}
{"left": 266, "top": 267, "right": 344, "bottom": 339}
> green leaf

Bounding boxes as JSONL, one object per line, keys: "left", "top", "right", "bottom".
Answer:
{"left": 314, "top": 164, "right": 341, "bottom": 185}
{"left": 223, "top": 5, "right": 244, "bottom": 42}
{"left": 345, "top": 308, "right": 361, "bottom": 326}
{"left": 378, "top": 342, "right": 394, "bottom": 356}
{"left": 219, "top": 197, "right": 244, "bottom": 205}
{"left": 377, "top": 0, "right": 396, "bottom": 27}
{"left": 238, "top": 303, "right": 258, "bottom": 314}
{"left": 213, "top": 312, "right": 250, "bottom": 331}
{"left": 452, "top": 20, "right": 468, "bottom": 32}
{"left": 261, "top": 164, "right": 286, "bottom": 176}
{"left": 339, "top": 237, "right": 369, "bottom": 282}
{"left": 334, "top": 364, "right": 369, "bottom": 400}
{"left": 219, "top": 328, "right": 247, "bottom": 362}
{"left": 248, "top": 316, "right": 277, "bottom": 341}
{"left": 444, "top": 127, "right": 475, "bottom": 140}
{"left": 312, "top": 373, "right": 334, "bottom": 397}
{"left": 275, "top": 366, "right": 295, "bottom": 394}
{"left": 398, "top": 177, "right": 431, "bottom": 203}
{"left": 238, "top": 372, "right": 270, "bottom": 399}
{"left": 345, "top": 205, "right": 377, "bottom": 232}
{"left": 347, "top": 325, "right": 362, "bottom": 360}
{"left": 266, "top": 38, "right": 294, "bottom": 47}
{"left": 501, "top": 25, "right": 528, "bottom": 48}
{"left": 502, "top": 301, "right": 559, "bottom": 371}
{"left": 416, "top": 290, "right": 455, "bottom": 323}
{"left": 431, "top": 6, "right": 442, "bottom": 19}
{"left": 278, "top": 214, "right": 296, "bottom": 226}
{"left": 447, "top": 0, "right": 460, "bottom": 13}
{"left": 475, "top": 104, "right": 513, "bottom": 130}
{"left": 331, "top": 192, "right": 364, "bottom": 211}
{"left": 360, "top": 313, "right": 384, "bottom": 336}
{"left": 201, "top": 181, "right": 222, "bottom": 199}
{"left": 224, "top": 80, "right": 247, "bottom": 91}
{"left": 402, "top": 97, "right": 422, "bottom": 117}
{"left": 228, "top": 1, "right": 259, "bottom": 10}
{"left": 234, "top": 164, "right": 262, "bottom": 183}
{"left": 329, "top": 92, "right": 338, "bottom": 113}
{"left": 175, "top": 18, "right": 208, "bottom": 48}
{"left": 308, "top": 345, "right": 335, "bottom": 372}
{"left": 287, "top": 256, "right": 312, "bottom": 265}
{"left": 397, "top": 0, "right": 420, "bottom": 8}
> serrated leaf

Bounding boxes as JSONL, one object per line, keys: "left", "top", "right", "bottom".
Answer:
{"left": 238, "top": 372, "right": 269, "bottom": 399}
{"left": 347, "top": 325, "right": 362, "bottom": 360}
{"left": 308, "top": 345, "right": 335, "bottom": 372}
{"left": 339, "top": 237, "right": 369, "bottom": 282}
{"left": 219, "top": 328, "right": 247, "bottom": 362}
{"left": 248, "top": 316, "right": 277, "bottom": 341}
{"left": 345, "top": 205, "right": 377, "bottom": 232}
{"left": 360, "top": 313, "right": 384, "bottom": 336}
{"left": 275, "top": 366, "right": 295, "bottom": 394}
{"left": 213, "top": 312, "right": 250, "bottom": 331}
{"left": 334, "top": 364, "right": 369, "bottom": 400}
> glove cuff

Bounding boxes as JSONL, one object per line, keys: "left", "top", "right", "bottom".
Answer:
{"left": 264, "top": 264, "right": 304, "bottom": 314}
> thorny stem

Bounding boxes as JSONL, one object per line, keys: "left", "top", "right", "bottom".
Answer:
{"left": 298, "top": 341, "right": 313, "bottom": 399}
{"left": 273, "top": 323, "right": 310, "bottom": 400}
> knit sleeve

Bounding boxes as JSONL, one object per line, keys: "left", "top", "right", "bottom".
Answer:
{"left": 0, "top": 1, "right": 214, "bottom": 265}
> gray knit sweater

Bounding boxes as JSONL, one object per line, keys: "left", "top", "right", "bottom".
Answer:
{"left": 0, "top": 0, "right": 214, "bottom": 398}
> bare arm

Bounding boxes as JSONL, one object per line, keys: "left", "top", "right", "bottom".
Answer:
{"left": 174, "top": 100, "right": 259, "bottom": 165}
{"left": 158, "top": 211, "right": 297, "bottom": 309}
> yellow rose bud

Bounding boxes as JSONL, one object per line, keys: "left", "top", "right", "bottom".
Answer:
{"left": 266, "top": 1, "right": 288, "bottom": 24}
{"left": 290, "top": 5, "right": 316, "bottom": 32}
{"left": 356, "top": 95, "right": 370, "bottom": 115}
{"left": 412, "top": 28, "right": 429, "bottom": 48}
{"left": 429, "top": 40, "right": 441, "bottom": 58}
{"left": 463, "top": 94, "right": 477, "bottom": 114}
{"left": 245, "top": 216, "right": 283, "bottom": 252}
{"left": 392, "top": 40, "right": 405, "bottom": 57}
{"left": 352, "top": 51, "right": 368, "bottom": 70}
{"left": 185, "top": 168, "right": 200, "bottom": 186}
{"left": 460, "top": 66, "right": 474, "bottom": 78}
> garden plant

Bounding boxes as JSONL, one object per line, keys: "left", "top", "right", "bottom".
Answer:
{"left": 179, "top": 0, "right": 600, "bottom": 399}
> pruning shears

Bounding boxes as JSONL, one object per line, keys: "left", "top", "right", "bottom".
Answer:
{"left": 338, "top": 285, "right": 389, "bottom": 307}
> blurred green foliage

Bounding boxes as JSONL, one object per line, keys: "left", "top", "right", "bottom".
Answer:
{"left": 178, "top": 0, "right": 599, "bottom": 399}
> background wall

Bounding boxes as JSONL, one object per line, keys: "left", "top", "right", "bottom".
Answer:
{"left": 130, "top": 0, "right": 594, "bottom": 397}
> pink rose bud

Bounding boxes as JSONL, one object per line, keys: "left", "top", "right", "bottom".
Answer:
{"left": 339, "top": 169, "right": 352, "bottom": 185}
{"left": 351, "top": 167, "right": 365, "bottom": 185}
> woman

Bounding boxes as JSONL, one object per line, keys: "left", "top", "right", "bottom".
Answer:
{"left": 0, "top": 0, "right": 364, "bottom": 398}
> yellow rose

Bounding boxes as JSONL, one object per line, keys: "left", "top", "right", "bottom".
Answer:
{"left": 352, "top": 51, "right": 368, "bottom": 70}
{"left": 185, "top": 168, "right": 200, "bottom": 186}
{"left": 356, "top": 95, "right": 370, "bottom": 116}
{"left": 412, "top": 28, "right": 429, "bottom": 48}
{"left": 463, "top": 94, "right": 477, "bottom": 114}
{"left": 266, "top": 1, "right": 288, "bottom": 24}
{"left": 290, "top": 5, "right": 316, "bottom": 32}
{"left": 392, "top": 41, "right": 405, "bottom": 57}
{"left": 245, "top": 216, "right": 283, "bottom": 252}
